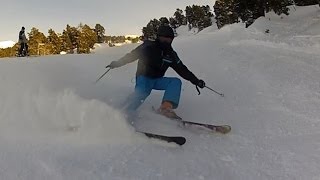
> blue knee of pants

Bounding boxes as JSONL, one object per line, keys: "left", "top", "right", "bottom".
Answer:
{"left": 154, "top": 77, "right": 181, "bottom": 109}
{"left": 125, "top": 76, "right": 182, "bottom": 111}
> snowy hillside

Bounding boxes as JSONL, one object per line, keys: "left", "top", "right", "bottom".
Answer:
{"left": 0, "top": 5, "right": 319, "bottom": 180}
{"left": 0, "top": 40, "right": 15, "bottom": 49}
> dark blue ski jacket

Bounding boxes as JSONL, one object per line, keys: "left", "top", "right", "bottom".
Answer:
{"left": 115, "top": 39, "right": 200, "bottom": 85}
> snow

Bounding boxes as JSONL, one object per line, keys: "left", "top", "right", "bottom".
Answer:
{"left": 0, "top": 40, "right": 15, "bottom": 49}
{"left": 175, "top": 25, "right": 200, "bottom": 36}
{"left": 0, "top": 5, "right": 320, "bottom": 180}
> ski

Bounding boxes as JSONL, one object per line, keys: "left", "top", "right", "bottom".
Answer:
{"left": 152, "top": 106, "right": 231, "bottom": 134}
{"left": 179, "top": 120, "right": 231, "bottom": 134}
{"left": 138, "top": 131, "right": 186, "bottom": 146}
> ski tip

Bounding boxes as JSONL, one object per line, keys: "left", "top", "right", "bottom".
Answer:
{"left": 221, "top": 125, "right": 231, "bottom": 134}
{"left": 173, "top": 136, "right": 186, "bottom": 146}
{"left": 180, "top": 137, "right": 186, "bottom": 145}
{"left": 141, "top": 131, "right": 186, "bottom": 146}
{"left": 214, "top": 125, "right": 231, "bottom": 134}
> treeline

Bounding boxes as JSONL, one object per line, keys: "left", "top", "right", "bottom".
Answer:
{"left": 2, "top": 2, "right": 319, "bottom": 58}
{"left": 214, "top": 0, "right": 320, "bottom": 28}
{"left": 142, "top": 5, "right": 214, "bottom": 39}
{"left": 0, "top": 45, "right": 19, "bottom": 58}
{"left": 0, "top": 23, "right": 141, "bottom": 58}
{"left": 142, "top": 1, "right": 320, "bottom": 40}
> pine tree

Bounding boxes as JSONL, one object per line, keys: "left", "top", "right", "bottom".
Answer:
{"left": 77, "top": 24, "right": 97, "bottom": 54}
{"left": 95, "top": 24, "right": 105, "bottom": 43}
{"left": 202, "top": 5, "right": 214, "bottom": 29}
{"left": 185, "top": 5, "right": 213, "bottom": 31}
{"left": 169, "top": 17, "right": 178, "bottom": 28}
{"left": 215, "top": 0, "right": 293, "bottom": 28}
{"left": 28, "top": 27, "right": 47, "bottom": 55}
{"left": 214, "top": 0, "right": 239, "bottom": 29}
{"left": 265, "top": 0, "right": 292, "bottom": 15}
{"left": 236, "top": 0, "right": 292, "bottom": 27}
{"left": 159, "top": 17, "right": 170, "bottom": 26}
{"left": 65, "top": 24, "right": 80, "bottom": 51}
{"left": 185, "top": 6, "right": 194, "bottom": 28}
{"left": 47, "top": 29, "right": 62, "bottom": 54}
{"left": 173, "top": 8, "right": 187, "bottom": 26}
{"left": 142, "top": 19, "right": 161, "bottom": 40}
{"left": 234, "top": 0, "right": 262, "bottom": 27}
{"left": 60, "top": 30, "right": 72, "bottom": 53}
{"left": 192, "top": 5, "right": 205, "bottom": 30}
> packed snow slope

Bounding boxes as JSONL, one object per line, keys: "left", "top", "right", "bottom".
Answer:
{"left": 0, "top": 5, "right": 320, "bottom": 180}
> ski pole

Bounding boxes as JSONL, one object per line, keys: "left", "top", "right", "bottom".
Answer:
{"left": 196, "top": 85, "right": 224, "bottom": 97}
{"left": 95, "top": 66, "right": 111, "bottom": 84}
{"left": 205, "top": 86, "right": 224, "bottom": 97}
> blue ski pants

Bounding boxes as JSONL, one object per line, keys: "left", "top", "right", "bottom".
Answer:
{"left": 125, "top": 75, "right": 182, "bottom": 111}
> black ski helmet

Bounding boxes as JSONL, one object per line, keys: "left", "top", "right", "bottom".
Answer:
{"left": 157, "top": 26, "right": 174, "bottom": 39}
{"left": 22, "top": 26, "right": 25, "bottom": 30}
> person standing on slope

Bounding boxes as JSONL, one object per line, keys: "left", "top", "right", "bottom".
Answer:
{"left": 106, "top": 25, "right": 205, "bottom": 119}
{"left": 18, "top": 26, "right": 29, "bottom": 57}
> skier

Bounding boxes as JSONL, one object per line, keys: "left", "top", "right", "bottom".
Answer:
{"left": 18, "top": 26, "right": 28, "bottom": 57}
{"left": 106, "top": 25, "right": 206, "bottom": 119}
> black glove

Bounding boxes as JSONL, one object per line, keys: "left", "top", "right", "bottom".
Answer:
{"left": 197, "top": 79, "right": 205, "bottom": 88}
{"left": 107, "top": 61, "right": 121, "bottom": 69}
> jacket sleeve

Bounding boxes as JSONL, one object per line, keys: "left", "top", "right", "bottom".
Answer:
{"left": 115, "top": 44, "right": 143, "bottom": 67}
{"left": 170, "top": 51, "right": 199, "bottom": 85}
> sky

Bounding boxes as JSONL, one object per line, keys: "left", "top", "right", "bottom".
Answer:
{"left": 0, "top": 5, "right": 319, "bottom": 179}
{"left": 0, "top": 0, "right": 215, "bottom": 41}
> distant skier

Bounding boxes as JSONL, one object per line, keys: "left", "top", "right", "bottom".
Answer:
{"left": 106, "top": 25, "right": 205, "bottom": 119}
{"left": 18, "top": 26, "right": 28, "bottom": 57}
